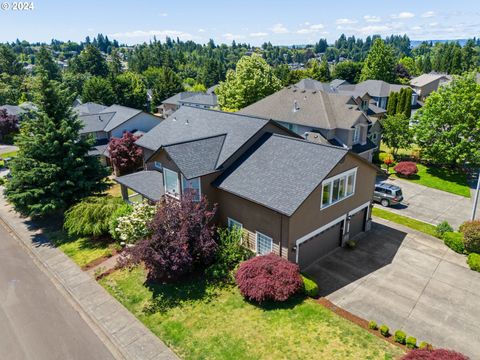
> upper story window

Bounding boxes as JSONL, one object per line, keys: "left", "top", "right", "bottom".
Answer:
{"left": 154, "top": 161, "right": 163, "bottom": 171}
{"left": 164, "top": 168, "right": 180, "bottom": 199}
{"left": 353, "top": 125, "right": 361, "bottom": 144}
{"left": 361, "top": 100, "right": 369, "bottom": 111}
{"left": 321, "top": 168, "right": 357, "bottom": 209}
{"left": 228, "top": 218, "right": 243, "bottom": 230}
{"left": 181, "top": 176, "right": 201, "bottom": 202}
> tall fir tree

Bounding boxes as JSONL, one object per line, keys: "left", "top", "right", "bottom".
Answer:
{"left": 396, "top": 88, "right": 406, "bottom": 114}
{"left": 403, "top": 88, "right": 412, "bottom": 118}
{"left": 4, "top": 71, "right": 109, "bottom": 217}
{"left": 386, "top": 91, "right": 398, "bottom": 116}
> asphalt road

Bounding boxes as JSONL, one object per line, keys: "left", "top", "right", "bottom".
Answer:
{"left": 0, "top": 226, "right": 116, "bottom": 360}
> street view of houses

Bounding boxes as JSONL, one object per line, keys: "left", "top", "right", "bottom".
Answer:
{"left": 1, "top": 1, "right": 480, "bottom": 359}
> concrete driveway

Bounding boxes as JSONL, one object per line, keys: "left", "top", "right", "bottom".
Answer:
{"left": 378, "top": 177, "right": 475, "bottom": 229}
{"left": 305, "top": 218, "right": 480, "bottom": 358}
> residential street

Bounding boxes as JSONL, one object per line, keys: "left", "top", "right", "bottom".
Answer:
{"left": 379, "top": 177, "right": 476, "bottom": 229}
{"left": 0, "top": 224, "right": 116, "bottom": 360}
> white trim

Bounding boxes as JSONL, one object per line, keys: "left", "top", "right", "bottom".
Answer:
{"left": 321, "top": 168, "right": 357, "bottom": 210}
{"left": 255, "top": 231, "right": 273, "bottom": 255}
{"left": 227, "top": 217, "right": 243, "bottom": 229}
{"left": 181, "top": 175, "right": 202, "bottom": 201}
{"left": 348, "top": 200, "right": 371, "bottom": 216}
{"left": 164, "top": 167, "right": 180, "bottom": 199}
{"left": 295, "top": 213, "right": 347, "bottom": 264}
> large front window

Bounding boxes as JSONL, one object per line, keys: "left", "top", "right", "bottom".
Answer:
{"left": 256, "top": 232, "right": 273, "bottom": 255}
{"left": 164, "top": 168, "right": 180, "bottom": 198}
{"left": 321, "top": 168, "right": 357, "bottom": 209}
{"left": 181, "top": 176, "right": 201, "bottom": 201}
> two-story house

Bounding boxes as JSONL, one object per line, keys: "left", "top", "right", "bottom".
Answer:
{"left": 157, "top": 91, "right": 218, "bottom": 118}
{"left": 410, "top": 73, "right": 451, "bottom": 100}
{"left": 238, "top": 84, "right": 378, "bottom": 161}
{"left": 115, "top": 106, "right": 378, "bottom": 269}
{"left": 74, "top": 102, "right": 161, "bottom": 164}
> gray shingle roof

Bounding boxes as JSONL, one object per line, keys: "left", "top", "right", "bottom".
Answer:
{"left": 239, "top": 86, "right": 370, "bottom": 130}
{"left": 74, "top": 102, "right": 108, "bottom": 115}
{"left": 101, "top": 105, "right": 143, "bottom": 132}
{"left": 79, "top": 112, "right": 115, "bottom": 134}
{"left": 115, "top": 170, "right": 164, "bottom": 202}
{"left": 410, "top": 73, "right": 451, "bottom": 88}
{"left": 77, "top": 105, "right": 144, "bottom": 134}
{"left": 164, "top": 135, "right": 226, "bottom": 179}
{"left": 136, "top": 106, "right": 269, "bottom": 166}
{"left": 88, "top": 144, "right": 109, "bottom": 157}
{"left": 180, "top": 93, "right": 217, "bottom": 107}
{"left": 351, "top": 139, "right": 377, "bottom": 154}
{"left": 214, "top": 133, "right": 348, "bottom": 216}
{"left": 337, "top": 80, "right": 410, "bottom": 98}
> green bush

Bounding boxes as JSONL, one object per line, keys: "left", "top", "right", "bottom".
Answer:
{"left": 460, "top": 220, "right": 480, "bottom": 253}
{"left": 419, "top": 341, "right": 433, "bottom": 350}
{"left": 379, "top": 325, "right": 390, "bottom": 337}
{"left": 436, "top": 221, "right": 453, "bottom": 237}
{"left": 108, "top": 202, "right": 134, "bottom": 239}
{"left": 0, "top": 177, "right": 5, "bottom": 186}
{"left": 368, "top": 320, "right": 378, "bottom": 330}
{"left": 110, "top": 201, "right": 156, "bottom": 244}
{"left": 301, "top": 274, "right": 319, "bottom": 298}
{"left": 394, "top": 330, "right": 407, "bottom": 344}
{"left": 467, "top": 253, "right": 480, "bottom": 272}
{"left": 443, "top": 232, "right": 465, "bottom": 254}
{"left": 206, "top": 227, "right": 254, "bottom": 283}
{"left": 64, "top": 196, "right": 126, "bottom": 239}
{"left": 406, "top": 336, "right": 417, "bottom": 349}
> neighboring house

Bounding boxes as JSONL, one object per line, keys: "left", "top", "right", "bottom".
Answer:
{"left": 238, "top": 83, "right": 378, "bottom": 161}
{"left": 337, "top": 80, "right": 418, "bottom": 110}
{"left": 115, "top": 106, "right": 377, "bottom": 269}
{"left": 157, "top": 91, "right": 218, "bottom": 118}
{"left": 74, "top": 103, "right": 161, "bottom": 164}
{"left": 0, "top": 102, "right": 37, "bottom": 118}
{"left": 410, "top": 73, "right": 452, "bottom": 100}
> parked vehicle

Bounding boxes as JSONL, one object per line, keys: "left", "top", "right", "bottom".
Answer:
{"left": 373, "top": 183, "right": 403, "bottom": 207}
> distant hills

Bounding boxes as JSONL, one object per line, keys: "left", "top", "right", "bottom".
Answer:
{"left": 411, "top": 39, "right": 469, "bottom": 47}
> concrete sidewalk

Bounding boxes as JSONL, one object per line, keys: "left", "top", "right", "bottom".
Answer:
{"left": 0, "top": 193, "right": 178, "bottom": 360}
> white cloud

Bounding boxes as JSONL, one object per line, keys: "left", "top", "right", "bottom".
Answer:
{"left": 336, "top": 18, "right": 358, "bottom": 25}
{"left": 159, "top": 12, "right": 168, "bottom": 17}
{"left": 249, "top": 32, "right": 268, "bottom": 37}
{"left": 296, "top": 23, "right": 325, "bottom": 34}
{"left": 421, "top": 11, "right": 435, "bottom": 18}
{"left": 391, "top": 12, "right": 415, "bottom": 19}
{"left": 222, "top": 33, "right": 246, "bottom": 41}
{"left": 429, "top": 22, "right": 438, "bottom": 27}
{"left": 270, "top": 23, "right": 289, "bottom": 34}
{"left": 108, "top": 30, "right": 194, "bottom": 40}
{"left": 198, "top": 28, "right": 206, "bottom": 33}
{"left": 411, "top": 26, "right": 422, "bottom": 31}
{"left": 363, "top": 15, "right": 381, "bottom": 23}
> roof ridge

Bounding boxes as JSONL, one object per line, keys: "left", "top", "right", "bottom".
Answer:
{"left": 163, "top": 133, "right": 227, "bottom": 148}
{"left": 183, "top": 105, "right": 270, "bottom": 123}
{"left": 270, "top": 133, "right": 348, "bottom": 152}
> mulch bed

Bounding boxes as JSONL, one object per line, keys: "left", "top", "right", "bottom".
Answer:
{"left": 317, "top": 297, "right": 408, "bottom": 352}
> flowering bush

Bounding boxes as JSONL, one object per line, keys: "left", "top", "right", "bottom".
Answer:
{"left": 111, "top": 201, "right": 156, "bottom": 244}
{"left": 401, "top": 349, "right": 469, "bottom": 360}
{"left": 383, "top": 154, "right": 394, "bottom": 169}
{"left": 235, "top": 254, "right": 303, "bottom": 303}
{"left": 121, "top": 193, "right": 218, "bottom": 282}
{"left": 394, "top": 161, "right": 418, "bottom": 177}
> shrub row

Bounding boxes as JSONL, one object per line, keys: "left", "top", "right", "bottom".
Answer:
{"left": 369, "top": 320, "right": 434, "bottom": 351}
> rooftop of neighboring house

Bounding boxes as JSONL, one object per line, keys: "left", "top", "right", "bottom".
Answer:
{"left": 136, "top": 106, "right": 278, "bottom": 169}
{"left": 76, "top": 103, "right": 144, "bottom": 134}
{"left": 410, "top": 73, "right": 452, "bottom": 88}
{"left": 161, "top": 91, "right": 218, "bottom": 107}
{"left": 0, "top": 102, "right": 37, "bottom": 117}
{"left": 337, "top": 80, "right": 410, "bottom": 98}
{"left": 238, "top": 85, "right": 370, "bottom": 131}
{"left": 206, "top": 84, "right": 218, "bottom": 94}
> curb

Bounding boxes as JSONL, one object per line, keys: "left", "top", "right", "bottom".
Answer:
{"left": 0, "top": 193, "right": 178, "bottom": 360}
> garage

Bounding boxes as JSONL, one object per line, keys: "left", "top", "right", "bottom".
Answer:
{"left": 297, "top": 221, "right": 343, "bottom": 269}
{"left": 349, "top": 208, "right": 366, "bottom": 239}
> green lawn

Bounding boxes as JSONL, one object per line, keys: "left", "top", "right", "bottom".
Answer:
{"left": 100, "top": 266, "right": 404, "bottom": 360}
{"left": 46, "top": 229, "right": 114, "bottom": 268}
{"left": 0, "top": 150, "right": 18, "bottom": 167}
{"left": 388, "top": 164, "right": 470, "bottom": 198}
{"left": 372, "top": 207, "right": 438, "bottom": 237}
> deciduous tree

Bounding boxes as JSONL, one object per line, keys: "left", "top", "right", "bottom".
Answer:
{"left": 381, "top": 114, "right": 412, "bottom": 157}
{"left": 360, "top": 39, "right": 397, "bottom": 83}
{"left": 107, "top": 131, "right": 143, "bottom": 175}
{"left": 82, "top": 76, "right": 116, "bottom": 105}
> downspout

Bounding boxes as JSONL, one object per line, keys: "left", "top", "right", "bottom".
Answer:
{"left": 279, "top": 213, "right": 283, "bottom": 258}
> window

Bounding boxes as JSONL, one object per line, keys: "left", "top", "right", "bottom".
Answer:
{"left": 321, "top": 168, "right": 357, "bottom": 209}
{"left": 256, "top": 232, "right": 273, "bottom": 255}
{"left": 353, "top": 125, "right": 361, "bottom": 144}
{"left": 154, "top": 161, "right": 163, "bottom": 170}
{"left": 164, "top": 168, "right": 180, "bottom": 198}
{"left": 228, "top": 218, "right": 243, "bottom": 230}
{"left": 181, "top": 176, "right": 201, "bottom": 201}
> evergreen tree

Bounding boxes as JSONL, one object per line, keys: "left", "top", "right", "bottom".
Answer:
{"left": 113, "top": 71, "right": 147, "bottom": 109}
{"left": 360, "top": 39, "right": 397, "bottom": 83}
{"left": 4, "top": 71, "right": 109, "bottom": 217}
{"left": 35, "top": 46, "right": 60, "bottom": 80}
{"left": 151, "top": 67, "right": 184, "bottom": 107}
{"left": 396, "top": 88, "right": 406, "bottom": 114}
{"left": 0, "top": 45, "right": 23, "bottom": 75}
{"left": 108, "top": 48, "right": 123, "bottom": 78}
{"left": 422, "top": 55, "right": 432, "bottom": 73}
{"left": 403, "top": 88, "right": 412, "bottom": 118}
{"left": 318, "top": 57, "right": 331, "bottom": 82}
{"left": 386, "top": 91, "right": 398, "bottom": 116}
{"left": 82, "top": 76, "right": 116, "bottom": 105}
{"left": 71, "top": 45, "right": 109, "bottom": 77}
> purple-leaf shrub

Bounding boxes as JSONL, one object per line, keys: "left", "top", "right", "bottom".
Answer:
{"left": 401, "top": 349, "right": 469, "bottom": 360}
{"left": 107, "top": 131, "right": 143, "bottom": 175}
{"left": 0, "top": 109, "right": 19, "bottom": 140}
{"left": 235, "top": 254, "right": 303, "bottom": 303}
{"left": 121, "top": 192, "right": 218, "bottom": 282}
{"left": 394, "top": 161, "right": 418, "bottom": 177}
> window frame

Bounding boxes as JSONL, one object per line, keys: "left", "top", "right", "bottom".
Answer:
{"left": 320, "top": 168, "right": 357, "bottom": 210}
{"left": 227, "top": 218, "right": 243, "bottom": 230}
{"left": 181, "top": 175, "right": 202, "bottom": 202}
{"left": 154, "top": 161, "right": 163, "bottom": 170}
{"left": 164, "top": 167, "right": 180, "bottom": 199}
{"left": 353, "top": 125, "right": 361, "bottom": 144}
{"left": 255, "top": 231, "right": 273, "bottom": 255}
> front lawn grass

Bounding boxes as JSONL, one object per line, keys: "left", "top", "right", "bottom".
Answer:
{"left": 46, "top": 229, "right": 114, "bottom": 268}
{"left": 372, "top": 207, "right": 438, "bottom": 237}
{"left": 100, "top": 266, "right": 404, "bottom": 360}
{"left": 389, "top": 163, "right": 470, "bottom": 198}
{"left": 0, "top": 150, "right": 18, "bottom": 167}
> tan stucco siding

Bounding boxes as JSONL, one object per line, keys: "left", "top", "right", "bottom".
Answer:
{"left": 287, "top": 153, "right": 376, "bottom": 261}
{"left": 216, "top": 190, "right": 289, "bottom": 258}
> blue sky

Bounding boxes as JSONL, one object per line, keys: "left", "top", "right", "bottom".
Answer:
{"left": 0, "top": 0, "right": 478, "bottom": 45}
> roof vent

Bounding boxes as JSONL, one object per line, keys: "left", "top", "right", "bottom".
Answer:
{"left": 303, "top": 95, "right": 307, "bottom": 101}
{"left": 301, "top": 90, "right": 306, "bottom": 93}
{"left": 293, "top": 100, "right": 300, "bottom": 113}
{"left": 185, "top": 119, "right": 189, "bottom": 125}
{"left": 312, "top": 91, "right": 316, "bottom": 94}
{"left": 172, "top": 117, "right": 177, "bottom": 121}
